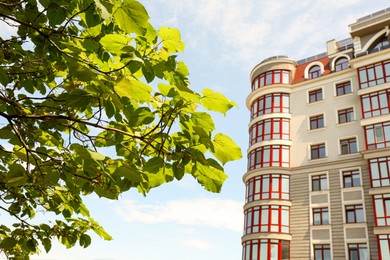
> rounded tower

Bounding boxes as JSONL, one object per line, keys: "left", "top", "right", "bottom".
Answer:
{"left": 242, "top": 56, "right": 296, "bottom": 260}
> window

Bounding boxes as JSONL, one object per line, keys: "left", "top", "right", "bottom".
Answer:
{"left": 348, "top": 244, "right": 368, "bottom": 260}
{"left": 313, "top": 208, "right": 329, "bottom": 225}
{"left": 314, "top": 244, "right": 331, "bottom": 260}
{"left": 311, "top": 143, "right": 326, "bottom": 159}
{"left": 345, "top": 205, "right": 364, "bottom": 223}
{"left": 374, "top": 193, "right": 390, "bottom": 226}
{"left": 342, "top": 169, "right": 361, "bottom": 188}
{"left": 251, "top": 70, "right": 291, "bottom": 90}
{"left": 365, "top": 121, "right": 390, "bottom": 149}
{"left": 336, "top": 81, "right": 352, "bottom": 96}
{"left": 310, "top": 114, "right": 324, "bottom": 130}
{"left": 358, "top": 60, "right": 390, "bottom": 88}
{"left": 369, "top": 157, "right": 390, "bottom": 187}
{"left": 312, "top": 174, "right": 327, "bottom": 191}
{"left": 246, "top": 174, "right": 290, "bottom": 202}
{"left": 309, "top": 88, "right": 323, "bottom": 103}
{"left": 378, "top": 234, "right": 390, "bottom": 260}
{"left": 340, "top": 138, "right": 358, "bottom": 154}
{"left": 249, "top": 118, "right": 290, "bottom": 145}
{"left": 371, "top": 36, "right": 390, "bottom": 51}
{"left": 361, "top": 89, "right": 390, "bottom": 118}
{"left": 335, "top": 57, "right": 349, "bottom": 71}
{"left": 250, "top": 93, "right": 290, "bottom": 119}
{"left": 338, "top": 107, "right": 354, "bottom": 124}
{"left": 242, "top": 239, "right": 289, "bottom": 260}
{"left": 248, "top": 145, "right": 290, "bottom": 170}
{"left": 244, "top": 205, "right": 289, "bottom": 234}
{"left": 309, "top": 65, "right": 322, "bottom": 79}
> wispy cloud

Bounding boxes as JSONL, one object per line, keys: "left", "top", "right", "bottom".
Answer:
{"left": 115, "top": 198, "right": 243, "bottom": 232}
{"left": 181, "top": 239, "right": 213, "bottom": 250}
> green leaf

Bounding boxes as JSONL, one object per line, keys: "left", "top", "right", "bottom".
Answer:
{"left": 115, "top": 165, "right": 142, "bottom": 182}
{"left": 100, "top": 34, "right": 131, "bottom": 54}
{"left": 42, "top": 238, "right": 52, "bottom": 253}
{"left": 193, "top": 162, "right": 227, "bottom": 193}
{"left": 114, "top": 77, "right": 152, "bottom": 102}
{"left": 158, "top": 27, "right": 185, "bottom": 53}
{"left": 7, "top": 163, "right": 27, "bottom": 185}
{"left": 113, "top": 0, "right": 149, "bottom": 34}
{"left": 47, "top": 3, "right": 66, "bottom": 26}
{"left": 200, "top": 88, "right": 237, "bottom": 115}
{"left": 190, "top": 112, "right": 215, "bottom": 133}
{"left": 212, "top": 133, "right": 242, "bottom": 165}
{"left": 0, "top": 237, "right": 17, "bottom": 249}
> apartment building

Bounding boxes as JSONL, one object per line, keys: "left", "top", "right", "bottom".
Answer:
{"left": 242, "top": 8, "right": 390, "bottom": 260}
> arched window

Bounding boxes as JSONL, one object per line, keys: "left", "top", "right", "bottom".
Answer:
{"left": 309, "top": 65, "right": 321, "bottom": 79}
{"left": 371, "top": 36, "right": 390, "bottom": 51}
{"left": 335, "top": 57, "right": 349, "bottom": 71}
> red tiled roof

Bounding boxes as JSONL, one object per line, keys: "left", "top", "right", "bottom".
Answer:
{"left": 292, "top": 56, "right": 331, "bottom": 84}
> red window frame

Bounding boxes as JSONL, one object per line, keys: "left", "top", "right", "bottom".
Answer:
{"left": 244, "top": 205, "right": 289, "bottom": 235}
{"left": 361, "top": 89, "right": 390, "bottom": 118}
{"left": 248, "top": 145, "right": 290, "bottom": 170}
{"left": 250, "top": 93, "right": 290, "bottom": 119}
{"left": 314, "top": 244, "right": 331, "bottom": 260}
{"left": 336, "top": 81, "right": 352, "bottom": 96}
{"left": 312, "top": 174, "right": 327, "bottom": 191}
{"left": 246, "top": 174, "right": 290, "bottom": 202}
{"left": 251, "top": 70, "right": 291, "bottom": 91}
{"left": 242, "top": 239, "right": 290, "bottom": 260}
{"left": 365, "top": 121, "right": 390, "bottom": 149}
{"left": 340, "top": 138, "right": 357, "bottom": 155}
{"left": 342, "top": 169, "right": 361, "bottom": 188}
{"left": 378, "top": 234, "right": 390, "bottom": 260}
{"left": 374, "top": 194, "right": 390, "bottom": 226}
{"left": 348, "top": 244, "right": 368, "bottom": 260}
{"left": 309, "top": 88, "right": 323, "bottom": 103}
{"left": 309, "top": 65, "right": 322, "bottom": 79}
{"left": 310, "top": 114, "right": 324, "bottom": 130}
{"left": 313, "top": 208, "right": 329, "bottom": 225}
{"left": 311, "top": 143, "right": 326, "bottom": 159}
{"left": 249, "top": 118, "right": 290, "bottom": 145}
{"left": 338, "top": 108, "right": 354, "bottom": 124}
{"left": 335, "top": 57, "right": 349, "bottom": 72}
{"left": 345, "top": 205, "right": 364, "bottom": 223}
{"left": 358, "top": 60, "right": 390, "bottom": 89}
{"left": 369, "top": 157, "right": 390, "bottom": 187}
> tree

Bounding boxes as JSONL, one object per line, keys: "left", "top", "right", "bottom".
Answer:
{"left": 0, "top": 0, "right": 241, "bottom": 257}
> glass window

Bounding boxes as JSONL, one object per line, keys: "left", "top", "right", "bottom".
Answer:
{"left": 345, "top": 205, "right": 365, "bottom": 223}
{"left": 248, "top": 145, "right": 290, "bottom": 170}
{"left": 309, "top": 65, "right": 322, "bottom": 79}
{"left": 309, "top": 89, "right": 323, "bottom": 103}
{"left": 251, "top": 70, "right": 291, "bottom": 90}
{"left": 340, "top": 138, "right": 358, "bottom": 154}
{"left": 379, "top": 235, "right": 390, "bottom": 260}
{"left": 312, "top": 174, "right": 327, "bottom": 191}
{"left": 311, "top": 143, "right": 326, "bottom": 159}
{"left": 314, "top": 244, "right": 331, "bottom": 260}
{"left": 342, "top": 169, "right": 361, "bottom": 188}
{"left": 374, "top": 194, "right": 390, "bottom": 226}
{"left": 246, "top": 174, "right": 290, "bottom": 202}
{"left": 361, "top": 89, "right": 390, "bottom": 118}
{"left": 365, "top": 121, "right": 390, "bottom": 149}
{"left": 335, "top": 57, "right": 349, "bottom": 71}
{"left": 313, "top": 208, "right": 329, "bottom": 225}
{"left": 310, "top": 114, "right": 324, "bottom": 130}
{"left": 348, "top": 244, "right": 368, "bottom": 260}
{"left": 336, "top": 81, "right": 352, "bottom": 96}
{"left": 250, "top": 93, "right": 290, "bottom": 119}
{"left": 242, "top": 240, "right": 289, "bottom": 260}
{"left": 338, "top": 108, "right": 354, "bottom": 124}
{"left": 369, "top": 157, "right": 390, "bottom": 187}
{"left": 249, "top": 118, "right": 290, "bottom": 145}
{"left": 358, "top": 60, "right": 390, "bottom": 88}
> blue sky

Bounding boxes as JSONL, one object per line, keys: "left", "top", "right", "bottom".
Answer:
{"left": 1, "top": 0, "right": 389, "bottom": 259}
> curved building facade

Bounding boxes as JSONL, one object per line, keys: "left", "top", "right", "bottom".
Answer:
{"left": 242, "top": 8, "right": 390, "bottom": 260}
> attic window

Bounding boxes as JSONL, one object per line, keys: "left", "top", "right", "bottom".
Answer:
{"left": 335, "top": 57, "right": 349, "bottom": 71}
{"left": 309, "top": 65, "right": 321, "bottom": 79}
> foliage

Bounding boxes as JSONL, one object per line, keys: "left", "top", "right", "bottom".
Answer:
{"left": 0, "top": 0, "right": 241, "bottom": 257}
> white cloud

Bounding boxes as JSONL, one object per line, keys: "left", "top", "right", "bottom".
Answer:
{"left": 181, "top": 239, "right": 213, "bottom": 250}
{"left": 115, "top": 198, "right": 243, "bottom": 232}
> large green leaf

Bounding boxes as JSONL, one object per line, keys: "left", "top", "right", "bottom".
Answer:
{"left": 158, "top": 27, "right": 185, "bottom": 53}
{"left": 200, "top": 88, "right": 237, "bottom": 115}
{"left": 100, "top": 34, "right": 132, "bottom": 54}
{"left": 113, "top": 0, "right": 149, "bottom": 34}
{"left": 212, "top": 133, "right": 242, "bottom": 165}
{"left": 114, "top": 77, "right": 152, "bottom": 102}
